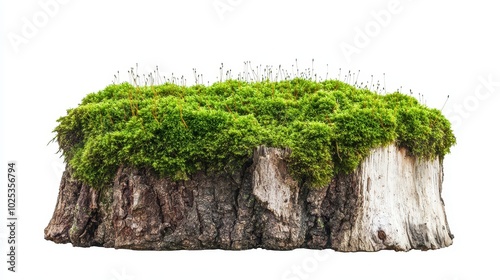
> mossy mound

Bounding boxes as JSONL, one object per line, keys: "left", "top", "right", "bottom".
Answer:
{"left": 53, "top": 78, "right": 455, "bottom": 189}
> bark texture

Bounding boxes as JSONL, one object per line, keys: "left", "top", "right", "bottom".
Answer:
{"left": 44, "top": 144, "right": 453, "bottom": 251}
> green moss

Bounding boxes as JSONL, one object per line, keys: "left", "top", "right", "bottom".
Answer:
{"left": 316, "top": 217, "right": 325, "bottom": 229}
{"left": 53, "top": 78, "right": 455, "bottom": 189}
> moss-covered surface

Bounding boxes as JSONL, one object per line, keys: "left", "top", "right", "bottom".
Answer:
{"left": 53, "top": 79, "right": 455, "bottom": 189}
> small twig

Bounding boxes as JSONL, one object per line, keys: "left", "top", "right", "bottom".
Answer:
{"left": 179, "top": 104, "right": 188, "bottom": 129}
{"left": 336, "top": 142, "right": 342, "bottom": 162}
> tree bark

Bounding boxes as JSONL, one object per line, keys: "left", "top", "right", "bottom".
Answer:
{"left": 44, "top": 144, "right": 453, "bottom": 251}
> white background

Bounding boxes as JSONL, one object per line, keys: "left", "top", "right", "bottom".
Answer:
{"left": 1, "top": 0, "right": 499, "bottom": 279}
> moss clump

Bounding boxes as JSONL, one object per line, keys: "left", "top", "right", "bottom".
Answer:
{"left": 53, "top": 78, "right": 455, "bottom": 189}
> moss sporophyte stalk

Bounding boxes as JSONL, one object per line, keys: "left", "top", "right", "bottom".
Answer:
{"left": 52, "top": 78, "right": 456, "bottom": 189}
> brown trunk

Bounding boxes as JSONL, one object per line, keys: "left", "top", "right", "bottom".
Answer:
{"left": 44, "top": 144, "right": 453, "bottom": 251}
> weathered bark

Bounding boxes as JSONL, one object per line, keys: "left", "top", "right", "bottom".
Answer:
{"left": 44, "top": 144, "right": 453, "bottom": 251}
